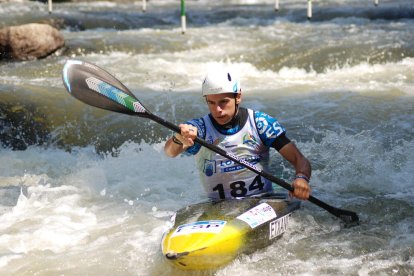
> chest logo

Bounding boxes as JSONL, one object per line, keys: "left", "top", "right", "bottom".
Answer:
{"left": 243, "top": 132, "right": 259, "bottom": 147}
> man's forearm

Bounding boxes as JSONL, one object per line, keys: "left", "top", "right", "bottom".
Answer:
{"left": 164, "top": 137, "right": 185, "bottom": 157}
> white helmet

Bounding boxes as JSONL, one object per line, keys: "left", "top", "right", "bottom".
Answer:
{"left": 201, "top": 68, "right": 241, "bottom": 96}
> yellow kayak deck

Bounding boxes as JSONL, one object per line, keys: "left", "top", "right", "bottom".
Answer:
{"left": 161, "top": 193, "right": 301, "bottom": 270}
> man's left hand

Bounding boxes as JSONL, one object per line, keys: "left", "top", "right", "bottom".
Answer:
{"left": 291, "top": 178, "right": 311, "bottom": 200}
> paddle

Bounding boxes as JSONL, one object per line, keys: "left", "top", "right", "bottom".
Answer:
{"left": 62, "top": 59, "right": 360, "bottom": 225}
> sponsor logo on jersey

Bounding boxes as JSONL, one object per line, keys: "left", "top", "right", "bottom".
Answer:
{"left": 219, "top": 156, "right": 260, "bottom": 173}
{"left": 255, "top": 112, "right": 284, "bottom": 139}
{"left": 224, "top": 144, "right": 237, "bottom": 148}
{"left": 203, "top": 159, "right": 216, "bottom": 176}
{"left": 242, "top": 132, "right": 259, "bottom": 147}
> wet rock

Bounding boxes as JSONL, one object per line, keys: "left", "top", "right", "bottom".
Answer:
{"left": 0, "top": 23, "right": 64, "bottom": 61}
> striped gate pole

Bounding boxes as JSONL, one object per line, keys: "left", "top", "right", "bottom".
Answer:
{"left": 274, "top": 0, "right": 279, "bottom": 12}
{"left": 181, "top": 0, "right": 186, "bottom": 34}
{"left": 142, "top": 0, "right": 147, "bottom": 12}
{"left": 307, "top": 0, "right": 312, "bottom": 20}
{"left": 48, "top": 0, "right": 52, "bottom": 14}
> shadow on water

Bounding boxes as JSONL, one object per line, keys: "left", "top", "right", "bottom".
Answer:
{"left": 0, "top": 101, "right": 50, "bottom": 150}
{"left": 0, "top": 85, "right": 204, "bottom": 153}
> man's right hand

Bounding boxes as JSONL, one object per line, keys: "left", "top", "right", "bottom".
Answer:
{"left": 175, "top": 124, "right": 198, "bottom": 147}
{"left": 164, "top": 124, "right": 197, "bottom": 157}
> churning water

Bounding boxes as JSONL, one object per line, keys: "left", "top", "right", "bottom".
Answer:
{"left": 0, "top": 0, "right": 413, "bottom": 275}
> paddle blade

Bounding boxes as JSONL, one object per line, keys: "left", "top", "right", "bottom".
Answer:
{"left": 338, "top": 209, "right": 359, "bottom": 226}
{"left": 62, "top": 60, "right": 150, "bottom": 117}
{"left": 308, "top": 195, "right": 359, "bottom": 226}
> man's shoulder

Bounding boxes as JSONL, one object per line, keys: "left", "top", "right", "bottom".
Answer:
{"left": 187, "top": 117, "right": 205, "bottom": 127}
{"left": 253, "top": 110, "right": 275, "bottom": 121}
{"left": 186, "top": 117, "right": 206, "bottom": 139}
{"left": 252, "top": 110, "right": 286, "bottom": 143}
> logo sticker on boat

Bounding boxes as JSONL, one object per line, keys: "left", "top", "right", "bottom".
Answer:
{"left": 269, "top": 214, "right": 290, "bottom": 239}
{"left": 236, "top": 203, "right": 277, "bottom": 229}
{"left": 171, "top": 220, "right": 227, "bottom": 237}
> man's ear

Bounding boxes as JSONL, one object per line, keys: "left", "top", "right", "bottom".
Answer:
{"left": 236, "top": 92, "right": 242, "bottom": 104}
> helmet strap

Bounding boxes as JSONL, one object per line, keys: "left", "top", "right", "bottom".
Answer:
{"left": 232, "top": 93, "right": 240, "bottom": 121}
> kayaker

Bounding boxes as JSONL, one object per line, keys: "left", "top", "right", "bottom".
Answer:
{"left": 164, "top": 67, "right": 311, "bottom": 200}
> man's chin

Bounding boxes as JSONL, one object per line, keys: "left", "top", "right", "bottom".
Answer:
{"left": 216, "top": 118, "right": 230, "bottom": 125}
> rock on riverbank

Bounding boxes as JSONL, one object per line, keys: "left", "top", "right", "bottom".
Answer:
{"left": 0, "top": 23, "right": 64, "bottom": 61}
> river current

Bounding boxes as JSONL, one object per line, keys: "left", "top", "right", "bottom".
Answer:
{"left": 0, "top": 0, "right": 413, "bottom": 275}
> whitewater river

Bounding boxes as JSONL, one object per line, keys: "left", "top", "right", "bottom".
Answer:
{"left": 0, "top": 0, "right": 413, "bottom": 275}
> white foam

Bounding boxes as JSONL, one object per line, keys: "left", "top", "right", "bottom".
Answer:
{"left": 81, "top": 48, "right": 414, "bottom": 96}
{"left": 0, "top": 185, "right": 96, "bottom": 254}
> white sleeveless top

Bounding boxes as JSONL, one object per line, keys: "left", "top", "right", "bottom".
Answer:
{"left": 194, "top": 109, "right": 273, "bottom": 199}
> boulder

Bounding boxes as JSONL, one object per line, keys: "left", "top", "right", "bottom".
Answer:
{"left": 0, "top": 23, "right": 65, "bottom": 61}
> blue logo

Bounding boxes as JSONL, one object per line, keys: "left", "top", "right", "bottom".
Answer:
{"left": 203, "top": 159, "right": 216, "bottom": 176}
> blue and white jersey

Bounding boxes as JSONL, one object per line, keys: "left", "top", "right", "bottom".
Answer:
{"left": 185, "top": 109, "right": 286, "bottom": 200}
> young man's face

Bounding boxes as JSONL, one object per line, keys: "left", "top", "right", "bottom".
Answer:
{"left": 205, "top": 93, "right": 241, "bottom": 125}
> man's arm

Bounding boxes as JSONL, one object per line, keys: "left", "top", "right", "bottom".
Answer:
{"left": 164, "top": 124, "right": 198, "bottom": 157}
{"left": 164, "top": 136, "right": 186, "bottom": 157}
{"left": 279, "top": 142, "right": 312, "bottom": 200}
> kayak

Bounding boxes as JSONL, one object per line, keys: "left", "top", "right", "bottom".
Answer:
{"left": 161, "top": 193, "right": 301, "bottom": 270}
